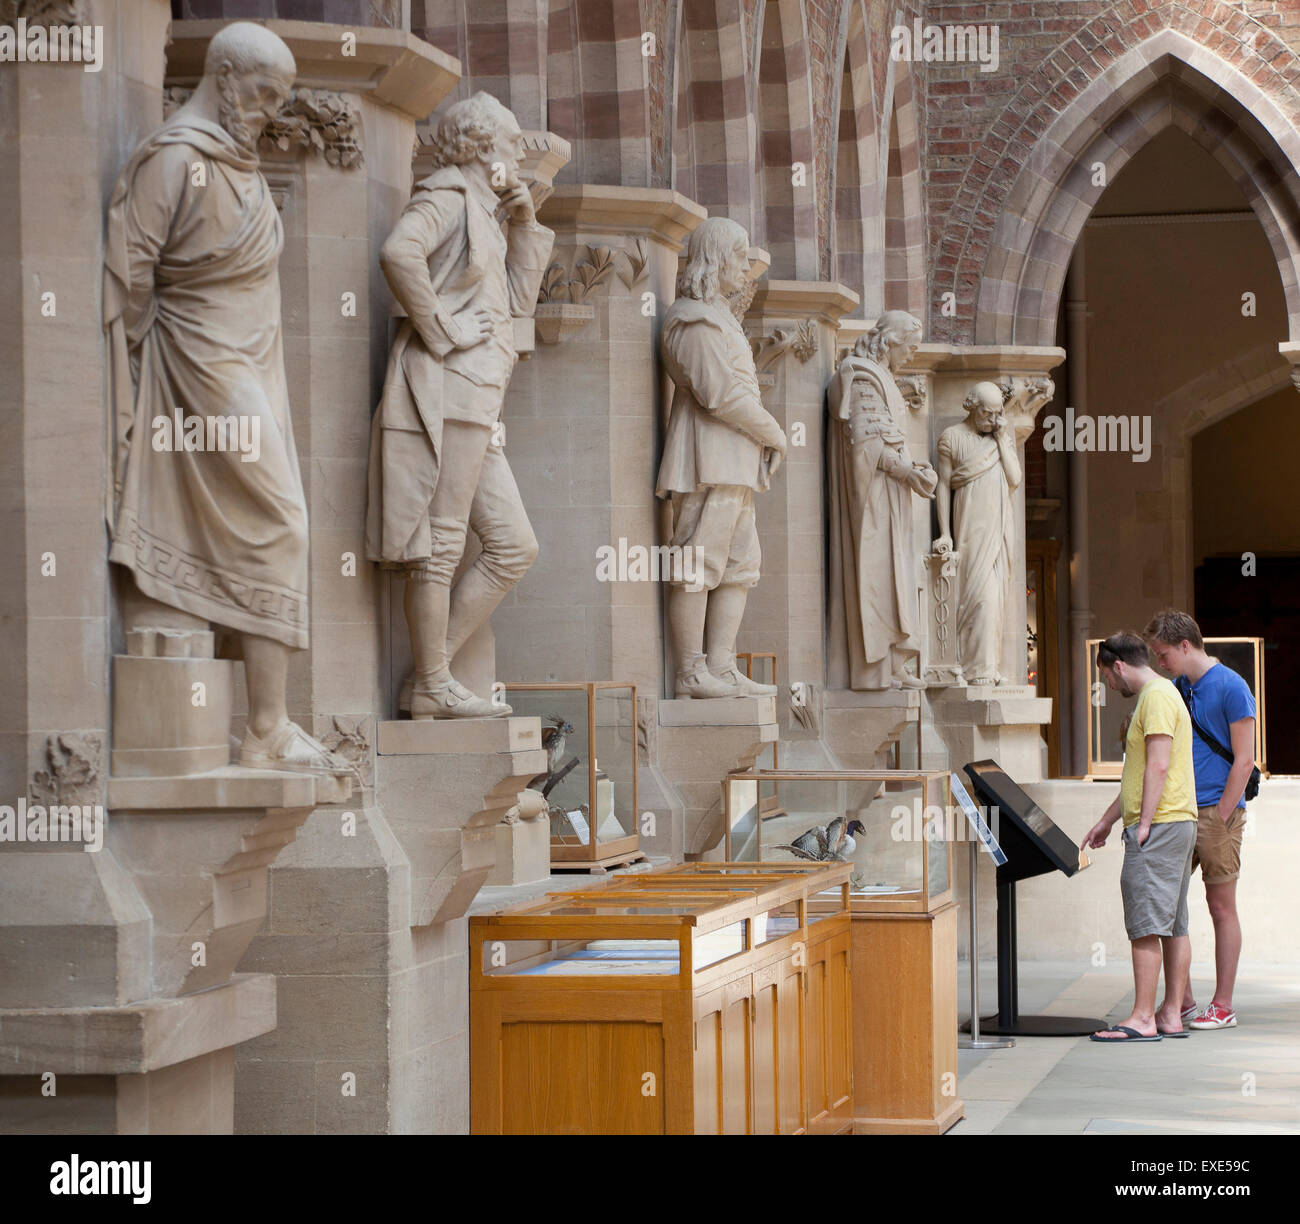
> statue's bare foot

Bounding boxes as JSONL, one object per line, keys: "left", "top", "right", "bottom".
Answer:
{"left": 676, "top": 659, "right": 743, "bottom": 699}
{"left": 241, "top": 720, "right": 354, "bottom": 781}
{"left": 411, "top": 678, "right": 510, "bottom": 719}
{"left": 709, "top": 664, "right": 777, "bottom": 697}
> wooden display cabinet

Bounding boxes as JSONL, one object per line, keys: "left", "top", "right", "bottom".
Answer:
{"left": 469, "top": 861, "right": 851, "bottom": 1135}
{"left": 501, "top": 681, "right": 646, "bottom": 871}
{"left": 722, "top": 769, "right": 963, "bottom": 1134}
{"left": 1087, "top": 636, "right": 1268, "bottom": 779}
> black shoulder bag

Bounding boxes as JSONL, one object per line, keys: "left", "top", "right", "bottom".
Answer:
{"left": 1179, "top": 686, "right": 1261, "bottom": 803}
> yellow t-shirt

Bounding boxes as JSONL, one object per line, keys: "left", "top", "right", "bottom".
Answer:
{"left": 1119, "top": 676, "right": 1197, "bottom": 827}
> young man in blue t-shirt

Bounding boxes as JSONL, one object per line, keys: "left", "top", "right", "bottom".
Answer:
{"left": 1144, "top": 609, "right": 1257, "bottom": 1030}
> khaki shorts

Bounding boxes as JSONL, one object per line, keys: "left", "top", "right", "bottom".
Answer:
{"left": 1191, "top": 804, "right": 1245, "bottom": 885}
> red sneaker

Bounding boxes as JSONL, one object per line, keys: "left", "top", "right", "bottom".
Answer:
{"left": 1188, "top": 1003, "right": 1237, "bottom": 1030}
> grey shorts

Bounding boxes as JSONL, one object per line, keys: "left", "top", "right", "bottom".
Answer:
{"left": 1119, "top": 819, "right": 1196, "bottom": 941}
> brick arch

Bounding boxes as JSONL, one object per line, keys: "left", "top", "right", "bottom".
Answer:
{"left": 930, "top": 3, "right": 1300, "bottom": 344}
{"left": 546, "top": 0, "right": 650, "bottom": 185}
{"left": 671, "top": 0, "right": 756, "bottom": 235}
{"left": 975, "top": 37, "right": 1300, "bottom": 346}
{"left": 753, "top": 0, "right": 818, "bottom": 279}
{"left": 830, "top": 0, "right": 882, "bottom": 317}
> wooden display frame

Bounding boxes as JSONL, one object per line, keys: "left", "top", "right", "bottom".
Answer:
{"left": 502, "top": 680, "right": 646, "bottom": 871}
{"left": 1087, "top": 636, "right": 1268, "bottom": 779}
{"left": 469, "top": 861, "right": 852, "bottom": 1135}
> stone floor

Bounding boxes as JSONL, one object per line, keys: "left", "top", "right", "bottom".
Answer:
{"left": 950, "top": 961, "right": 1300, "bottom": 1135}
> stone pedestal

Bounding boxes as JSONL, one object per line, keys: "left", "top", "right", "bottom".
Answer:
{"left": 928, "top": 686, "right": 1052, "bottom": 782}
{"left": 822, "top": 689, "right": 921, "bottom": 768}
{"left": 0, "top": 767, "right": 319, "bottom": 1134}
{"left": 0, "top": 975, "right": 274, "bottom": 1135}
{"left": 656, "top": 697, "right": 778, "bottom": 856}
{"left": 235, "top": 717, "right": 546, "bottom": 1134}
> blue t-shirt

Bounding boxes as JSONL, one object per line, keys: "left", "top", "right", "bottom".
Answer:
{"left": 1174, "top": 663, "right": 1257, "bottom": 809}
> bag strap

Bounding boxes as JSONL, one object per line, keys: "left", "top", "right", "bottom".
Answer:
{"left": 1178, "top": 683, "right": 1236, "bottom": 766}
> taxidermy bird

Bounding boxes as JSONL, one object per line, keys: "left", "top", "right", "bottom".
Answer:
{"left": 775, "top": 817, "right": 866, "bottom": 863}
{"left": 528, "top": 716, "right": 577, "bottom": 799}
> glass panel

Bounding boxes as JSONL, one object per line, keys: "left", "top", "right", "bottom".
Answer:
{"left": 753, "top": 902, "right": 800, "bottom": 945}
{"left": 745, "top": 774, "right": 930, "bottom": 899}
{"left": 592, "top": 685, "right": 637, "bottom": 845}
{"left": 483, "top": 937, "right": 681, "bottom": 977}
{"left": 693, "top": 919, "right": 748, "bottom": 969}
{"left": 503, "top": 687, "right": 592, "bottom": 844}
{"left": 926, "top": 779, "right": 951, "bottom": 898}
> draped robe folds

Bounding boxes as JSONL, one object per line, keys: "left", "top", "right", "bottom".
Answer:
{"left": 940, "top": 423, "right": 1015, "bottom": 681}
{"left": 826, "top": 357, "right": 927, "bottom": 689}
{"left": 105, "top": 118, "right": 309, "bottom": 649}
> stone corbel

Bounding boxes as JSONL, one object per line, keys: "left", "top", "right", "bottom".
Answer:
{"left": 751, "top": 319, "right": 819, "bottom": 372}
{"left": 999, "top": 374, "right": 1056, "bottom": 441}
{"left": 374, "top": 718, "right": 547, "bottom": 926}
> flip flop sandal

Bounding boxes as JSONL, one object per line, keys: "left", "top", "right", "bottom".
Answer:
{"left": 1157, "top": 1027, "right": 1191, "bottom": 1038}
{"left": 1089, "top": 1025, "right": 1163, "bottom": 1043}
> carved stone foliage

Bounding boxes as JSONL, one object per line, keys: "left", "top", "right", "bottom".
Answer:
{"left": 998, "top": 375, "right": 1054, "bottom": 417}
{"left": 537, "top": 244, "right": 618, "bottom": 304}
{"left": 751, "top": 319, "right": 818, "bottom": 371}
{"left": 896, "top": 374, "right": 926, "bottom": 413}
{"left": 789, "top": 682, "right": 820, "bottom": 734}
{"left": 617, "top": 237, "right": 650, "bottom": 289}
{"left": 163, "top": 87, "right": 365, "bottom": 168}
{"left": 635, "top": 695, "right": 657, "bottom": 762}
{"left": 315, "top": 715, "right": 374, "bottom": 788}
{"left": 30, "top": 732, "right": 104, "bottom": 808}
{"left": 2, "top": 1, "right": 86, "bottom": 24}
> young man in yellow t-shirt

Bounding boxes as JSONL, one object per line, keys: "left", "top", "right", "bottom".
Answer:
{"left": 1082, "top": 633, "right": 1198, "bottom": 1042}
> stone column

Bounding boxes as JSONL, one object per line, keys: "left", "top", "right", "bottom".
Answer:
{"left": 0, "top": 2, "right": 326, "bottom": 1135}
{"left": 492, "top": 184, "right": 708, "bottom": 698}
{"left": 742, "top": 281, "right": 859, "bottom": 749}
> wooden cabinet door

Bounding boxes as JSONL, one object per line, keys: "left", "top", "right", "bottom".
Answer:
{"left": 693, "top": 976, "right": 755, "bottom": 1134}
{"left": 751, "top": 958, "right": 807, "bottom": 1135}
{"left": 805, "top": 926, "right": 853, "bottom": 1133}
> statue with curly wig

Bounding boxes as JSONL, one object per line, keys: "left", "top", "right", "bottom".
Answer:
{"left": 656, "top": 216, "right": 787, "bottom": 699}
{"left": 365, "top": 92, "right": 554, "bottom": 719}
{"left": 827, "top": 310, "right": 937, "bottom": 690}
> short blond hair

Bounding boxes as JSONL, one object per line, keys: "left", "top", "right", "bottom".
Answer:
{"left": 1143, "top": 609, "right": 1204, "bottom": 651}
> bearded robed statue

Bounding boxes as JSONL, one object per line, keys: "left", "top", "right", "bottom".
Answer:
{"left": 826, "top": 311, "right": 938, "bottom": 691}
{"left": 105, "top": 22, "right": 347, "bottom": 779}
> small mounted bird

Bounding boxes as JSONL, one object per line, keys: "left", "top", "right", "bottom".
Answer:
{"left": 775, "top": 817, "right": 865, "bottom": 863}
{"left": 529, "top": 715, "right": 577, "bottom": 799}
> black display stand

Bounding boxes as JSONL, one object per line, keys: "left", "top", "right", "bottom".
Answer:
{"left": 962, "top": 760, "right": 1107, "bottom": 1037}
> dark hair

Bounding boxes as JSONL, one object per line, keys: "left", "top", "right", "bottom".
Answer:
{"left": 1097, "top": 632, "right": 1149, "bottom": 669}
{"left": 1143, "top": 608, "right": 1204, "bottom": 651}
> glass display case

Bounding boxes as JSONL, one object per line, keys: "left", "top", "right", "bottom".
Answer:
{"left": 736, "top": 652, "right": 783, "bottom": 818}
{"left": 502, "top": 681, "right": 644, "bottom": 870}
{"left": 723, "top": 769, "right": 953, "bottom": 914}
{"left": 468, "top": 861, "right": 853, "bottom": 1134}
{"left": 1087, "top": 636, "right": 1267, "bottom": 778}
